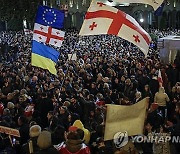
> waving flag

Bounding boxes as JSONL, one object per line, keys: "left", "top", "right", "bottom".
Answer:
{"left": 31, "top": 41, "right": 60, "bottom": 75}
{"left": 31, "top": 5, "right": 64, "bottom": 75}
{"left": 36, "top": 5, "right": 65, "bottom": 29}
{"left": 33, "top": 23, "right": 65, "bottom": 48}
{"left": 158, "top": 69, "right": 163, "bottom": 87}
{"left": 100, "top": 0, "right": 164, "bottom": 10}
{"left": 79, "top": 1, "right": 151, "bottom": 56}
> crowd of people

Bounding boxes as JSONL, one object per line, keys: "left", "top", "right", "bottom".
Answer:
{"left": 0, "top": 28, "right": 179, "bottom": 154}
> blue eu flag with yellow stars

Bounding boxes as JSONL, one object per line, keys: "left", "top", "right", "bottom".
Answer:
{"left": 35, "top": 5, "right": 65, "bottom": 29}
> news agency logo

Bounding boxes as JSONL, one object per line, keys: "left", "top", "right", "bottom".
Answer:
{"left": 113, "top": 131, "right": 180, "bottom": 148}
{"left": 113, "top": 131, "right": 129, "bottom": 148}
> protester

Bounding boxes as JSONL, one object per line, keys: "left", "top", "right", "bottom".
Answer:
{"left": 0, "top": 28, "right": 179, "bottom": 154}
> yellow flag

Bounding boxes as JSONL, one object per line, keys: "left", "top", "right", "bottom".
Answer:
{"left": 104, "top": 98, "right": 148, "bottom": 141}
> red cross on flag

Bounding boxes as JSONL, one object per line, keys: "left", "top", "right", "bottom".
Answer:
{"left": 33, "top": 23, "right": 65, "bottom": 48}
{"left": 79, "top": 1, "right": 151, "bottom": 56}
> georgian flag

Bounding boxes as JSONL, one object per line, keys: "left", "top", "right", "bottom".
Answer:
{"left": 33, "top": 23, "right": 65, "bottom": 48}
{"left": 79, "top": 1, "right": 151, "bottom": 56}
{"left": 100, "top": 0, "right": 164, "bottom": 10}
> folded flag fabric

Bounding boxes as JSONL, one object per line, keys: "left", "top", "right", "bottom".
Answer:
{"left": 35, "top": 5, "right": 65, "bottom": 29}
{"left": 33, "top": 23, "right": 65, "bottom": 48}
{"left": 79, "top": 1, "right": 151, "bottom": 56}
{"left": 31, "top": 40, "right": 60, "bottom": 75}
{"left": 100, "top": 0, "right": 164, "bottom": 10}
{"left": 104, "top": 98, "right": 148, "bottom": 141}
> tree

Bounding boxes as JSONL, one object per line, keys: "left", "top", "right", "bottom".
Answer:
{"left": 0, "top": 0, "right": 43, "bottom": 30}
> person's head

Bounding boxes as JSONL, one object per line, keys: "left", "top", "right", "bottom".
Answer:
{"left": 135, "top": 91, "right": 141, "bottom": 99}
{"left": 114, "top": 78, "right": 119, "bottom": 83}
{"left": 71, "top": 97, "right": 76, "bottom": 104}
{"left": 29, "top": 125, "right": 41, "bottom": 138}
{"left": 125, "top": 78, "right": 131, "bottom": 86}
{"left": 37, "top": 131, "right": 52, "bottom": 149}
{"left": 7, "top": 102, "right": 14, "bottom": 109}
{"left": 20, "top": 89, "right": 27, "bottom": 95}
{"left": 67, "top": 129, "right": 80, "bottom": 140}
{"left": 47, "top": 111, "right": 54, "bottom": 120}
{"left": 159, "top": 87, "right": 165, "bottom": 93}
{"left": 18, "top": 116, "right": 27, "bottom": 126}
{"left": 144, "top": 85, "right": 150, "bottom": 92}
{"left": 121, "top": 75, "right": 126, "bottom": 82}
{"left": 59, "top": 106, "right": 67, "bottom": 115}
{"left": 29, "top": 121, "right": 37, "bottom": 127}
{"left": 175, "top": 102, "right": 180, "bottom": 115}
{"left": 3, "top": 108, "right": 10, "bottom": 116}
{"left": 91, "top": 82, "right": 96, "bottom": 89}
{"left": 32, "top": 76, "right": 38, "bottom": 83}
{"left": 41, "top": 92, "right": 47, "bottom": 98}
{"left": 63, "top": 101, "right": 71, "bottom": 107}
{"left": 177, "top": 86, "right": 180, "bottom": 93}
{"left": 76, "top": 128, "right": 84, "bottom": 140}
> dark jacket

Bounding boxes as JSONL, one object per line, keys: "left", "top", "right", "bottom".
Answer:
{"left": 36, "top": 146, "right": 59, "bottom": 154}
{"left": 172, "top": 115, "right": 180, "bottom": 153}
{"left": 19, "top": 123, "right": 30, "bottom": 145}
{"left": 21, "top": 137, "right": 39, "bottom": 154}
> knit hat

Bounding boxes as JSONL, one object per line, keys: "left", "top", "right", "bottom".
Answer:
{"left": 7, "top": 102, "right": 14, "bottom": 109}
{"left": 29, "top": 125, "right": 41, "bottom": 138}
{"left": 37, "top": 131, "right": 52, "bottom": 149}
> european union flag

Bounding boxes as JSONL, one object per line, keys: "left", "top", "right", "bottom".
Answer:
{"left": 35, "top": 5, "right": 65, "bottom": 29}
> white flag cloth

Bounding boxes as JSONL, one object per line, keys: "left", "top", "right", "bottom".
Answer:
{"left": 98, "top": 0, "right": 164, "bottom": 10}
{"left": 104, "top": 98, "right": 148, "bottom": 141}
{"left": 33, "top": 23, "right": 65, "bottom": 48}
{"left": 79, "top": 1, "right": 151, "bottom": 56}
{"left": 158, "top": 69, "right": 163, "bottom": 87}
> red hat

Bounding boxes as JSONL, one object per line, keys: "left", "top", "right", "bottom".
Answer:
{"left": 68, "top": 126, "right": 78, "bottom": 132}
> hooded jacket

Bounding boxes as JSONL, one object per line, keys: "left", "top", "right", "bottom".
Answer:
{"left": 154, "top": 87, "right": 170, "bottom": 106}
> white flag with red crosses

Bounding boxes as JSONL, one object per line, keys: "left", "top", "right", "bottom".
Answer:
{"left": 79, "top": 1, "right": 151, "bottom": 56}
{"left": 33, "top": 23, "right": 65, "bottom": 48}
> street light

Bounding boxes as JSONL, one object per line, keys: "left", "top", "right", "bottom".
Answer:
{"left": 140, "top": 18, "right": 144, "bottom": 23}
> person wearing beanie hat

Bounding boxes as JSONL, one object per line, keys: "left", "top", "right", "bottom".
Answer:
{"left": 55, "top": 127, "right": 90, "bottom": 154}
{"left": 37, "top": 131, "right": 58, "bottom": 154}
{"left": 21, "top": 125, "right": 41, "bottom": 154}
{"left": 7, "top": 102, "right": 15, "bottom": 115}
{"left": 7, "top": 102, "right": 14, "bottom": 109}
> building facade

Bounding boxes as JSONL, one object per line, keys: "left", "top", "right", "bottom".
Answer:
{"left": 46, "top": 0, "right": 180, "bottom": 30}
